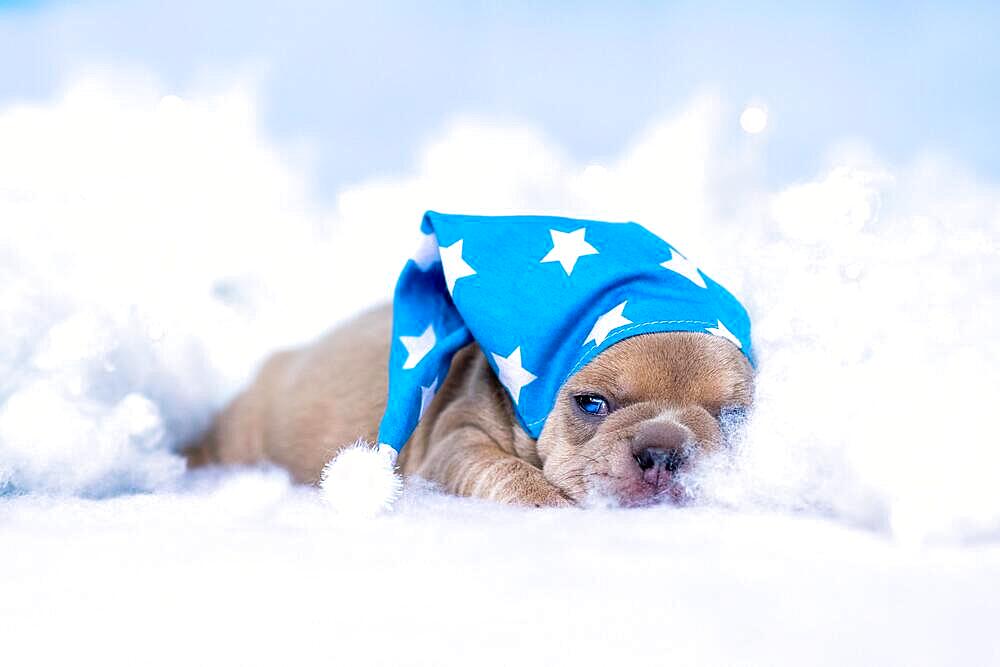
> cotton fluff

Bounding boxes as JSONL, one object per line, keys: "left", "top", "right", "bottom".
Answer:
{"left": 319, "top": 440, "right": 403, "bottom": 516}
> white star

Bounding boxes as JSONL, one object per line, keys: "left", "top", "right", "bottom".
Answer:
{"left": 540, "top": 228, "right": 599, "bottom": 276}
{"left": 491, "top": 346, "right": 537, "bottom": 405}
{"left": 707, "top": 320, "right": 742, "bottom": 349}
{"left": 584, "top": 301, "right": 633, "bottom": 346}
{"left": 439, "top": 239, "right": 477, "bottom": 293}
{"left": 660, "top": 248, "right": 707, "bottom": 288}
{"left": 412, "top": 230, "right": 439, "bottom": 271}
{"left": 419, "top": 377, "right": 439, "bottom": 418}
{"left": 399, "top": 324, "right": 436, "bottom": 369}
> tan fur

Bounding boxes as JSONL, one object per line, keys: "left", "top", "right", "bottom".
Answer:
{"left": 189, "top": 304, "right": 753, "bottom": 507}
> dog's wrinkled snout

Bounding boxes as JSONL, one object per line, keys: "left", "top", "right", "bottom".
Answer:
{"left": 632, "top": 421, "right": 690, "bottom": 486}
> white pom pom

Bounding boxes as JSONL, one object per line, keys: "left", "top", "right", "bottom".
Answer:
{"left": 319, "top": 440, "right": 402, "bottom": 517}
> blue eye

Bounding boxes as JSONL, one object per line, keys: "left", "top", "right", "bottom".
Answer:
{"left": 719, "top": 405, "right": 750, "bottom": 447}
{"left": 575, "top": 394, "right": 609, "bottom": 416}
{"left": 719, "top": 405, "right": 749, "bottom": 426}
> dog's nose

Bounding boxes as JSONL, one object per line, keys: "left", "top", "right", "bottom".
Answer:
{"left": 634, "top": 446, "right": 688, "bottom": 474}
{"left": 633, "top": 420, "right": 688, "bottom": 454}
{"left": 632, "top": 421, "right": 690, "bottom": 480}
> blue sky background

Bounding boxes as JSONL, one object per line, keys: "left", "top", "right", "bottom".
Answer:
{"left": 1, "top": 0, "right": 998, "bottom": 198}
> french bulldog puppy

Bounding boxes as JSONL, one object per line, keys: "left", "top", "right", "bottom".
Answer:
{"left": 188, "top": 304, "right": 753, "bottom": 507}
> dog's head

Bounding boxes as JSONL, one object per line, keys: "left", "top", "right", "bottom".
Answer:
{"left": 536, "top": 332, "right": 753, "bottom": 506}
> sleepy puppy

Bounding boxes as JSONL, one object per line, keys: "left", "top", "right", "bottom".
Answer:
{"left": 188, "top": 212, "right": 755, "bottom": 508}
{"left": 190, "top": 305, "right": 752, "bottom": 506}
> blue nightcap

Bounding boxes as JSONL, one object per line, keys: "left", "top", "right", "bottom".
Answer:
{"left": 377, "top": 211, "right": 753, "bottom": 453}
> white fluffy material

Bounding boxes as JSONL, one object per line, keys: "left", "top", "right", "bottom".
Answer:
{"left": 319, "top": 440, "right": 402, "bottom": 516}
{"left": 1, "top": 68, "right": 999, "bottom": 665}
{"left": 2, "top": 74, "right": 998, "bottom": 537}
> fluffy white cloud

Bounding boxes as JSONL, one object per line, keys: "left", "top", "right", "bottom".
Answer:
{"left": 1, "top": 71, "right": 998, "bottom": 547}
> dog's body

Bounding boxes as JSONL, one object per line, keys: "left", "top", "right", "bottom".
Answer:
{"left": 190, "top": 304, "right": 753, "bottom": 506}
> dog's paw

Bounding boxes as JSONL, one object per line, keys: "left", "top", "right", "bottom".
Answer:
{"left": 510, "top": 484, "right": 576, "bottom": 509}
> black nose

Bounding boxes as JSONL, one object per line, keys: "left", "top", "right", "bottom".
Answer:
{"left": 632, "top": 421, "right": 691, "bottom": 478}
{"left": 635, "top": 446, "right": 688, "bottom": 474}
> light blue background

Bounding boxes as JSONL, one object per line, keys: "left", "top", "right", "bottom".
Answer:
{"left": 2, "top": 1, "right": 998, "bottom": 196}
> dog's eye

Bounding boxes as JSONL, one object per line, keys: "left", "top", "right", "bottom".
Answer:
{"left": 718, "top": 405, "right": 750, "bottom": 447}
{"left": 575, "top": 394, "right": 609, "bottom": 416}
{"left": 719, "top": 405, "right": 748, "bottom": 425}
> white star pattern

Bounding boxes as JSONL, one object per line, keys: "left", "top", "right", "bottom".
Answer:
{"left": 412, "top": 230, "right": 439, "bottom": 271}
{"left": 399, "top": 324, "right": 436, "bottom": 369}
{"left": 584, "top": 301, "right": 633, "bottom": 346}
{"left": 660, "top": 248, "right": 706, "bottom": 288}
{"left": 491, "top": 347, "right": 537, "bottom": 405}
{"left": 707, "top": 320, "right": 742, "bottom": 349}
{"left": 540, "top": 228, "right": 599, "bottom": 276}
{"left": 418, "top": 377, "right": 439, "bottom": 418}
{"left": 439, "top": 239, "right": 477, "bottom": 293}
